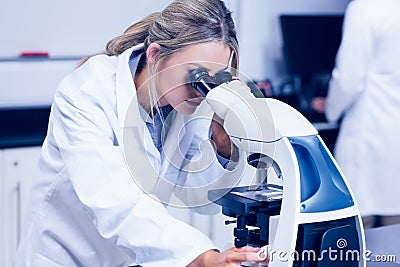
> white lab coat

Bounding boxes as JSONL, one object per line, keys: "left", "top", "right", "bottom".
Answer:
{"left": 16, "top": 44, "right": 230, "bottom": 267}
{"left": 325, "top": 0, "right": 400, "bottom": 216}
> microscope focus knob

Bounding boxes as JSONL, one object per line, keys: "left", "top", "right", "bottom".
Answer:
{"left": 234, "top": 227, "right": 249, "bottom": 248}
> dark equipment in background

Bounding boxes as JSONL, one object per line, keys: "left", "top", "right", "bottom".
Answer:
{"left": 280, "top": 14, "right": 344, "bottom": 77}
{"left": 279, "top": 14, "right": 344, "bottom": 120}
{"left": 274, "top": 14, "right": 344, "bottom": 151}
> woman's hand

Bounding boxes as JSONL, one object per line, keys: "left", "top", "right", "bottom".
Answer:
{"left": 211, "top": 114, "right": 237, "bottom": 160}
{"left": 188, "top": 246, "right": 268, "bottom": 267}
{"left": 310, "top": 96, "right": 326, "bottom": 114}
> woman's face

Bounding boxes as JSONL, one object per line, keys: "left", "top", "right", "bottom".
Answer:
{"left": 155, "top": 42, "right": 231, "bottom": 115}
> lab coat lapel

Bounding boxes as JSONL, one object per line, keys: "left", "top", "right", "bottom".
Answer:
{"left": 161, "top": 102, "right": 215, "bottom": 176}
{"left": 162, "top": 113, "right": 189, "bottom": 171}
{"left": 116, "top": 44, "right": 144, "bottom": 128}
{"left": 115, "top": 44, "right": 160, "bottom": 163}
{"left": 114, "top": 45, "right": 165, "bottom": 199}
{"left": 152, "top": 112, "right": 190, "bottom": 204}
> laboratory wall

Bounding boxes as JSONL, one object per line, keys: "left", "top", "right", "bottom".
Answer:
{"left": 1, "top": 0, "right": 350, "bottom": 82}
{"left": 0, "top": 0, "right": 171, "bottom": 57}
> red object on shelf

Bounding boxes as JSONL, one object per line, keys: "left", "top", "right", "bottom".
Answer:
{"left": 19, "top": 51, "right": 49, "bottom": 57}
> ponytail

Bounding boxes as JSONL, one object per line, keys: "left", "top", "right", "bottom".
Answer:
{"left": 105, "top": 12, "right": 159, "bottom": 56}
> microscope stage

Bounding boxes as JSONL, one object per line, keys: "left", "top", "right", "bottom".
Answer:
{"left": 208, "top": 186, "right": 282, "bottom": 217}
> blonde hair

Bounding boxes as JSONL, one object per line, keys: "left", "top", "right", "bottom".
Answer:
{"left": 79, "top": 0, "right": 239, "bottom": 113}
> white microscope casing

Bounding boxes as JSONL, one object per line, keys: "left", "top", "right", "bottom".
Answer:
{"left": 206, "top": 80, "right": 366, "bottom": 267}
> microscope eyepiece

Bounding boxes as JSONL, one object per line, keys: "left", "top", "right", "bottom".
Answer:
{"left": 188, "top": 67, "right": 216, "bottom": 97}
{"left": 189, "top": 68, "right": 234, "bottom": 97}
{"left": 213, "top": 70, "right": 233, "bottom": 85}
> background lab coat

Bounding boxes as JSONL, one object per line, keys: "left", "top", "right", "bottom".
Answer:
{"left": 16, "top": 44, "right": 231, "bottom": 267}
{"left": 325, "top": 0, "right": 400, "bottom": 216}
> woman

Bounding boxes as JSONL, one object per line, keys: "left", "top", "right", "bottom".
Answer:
{"left": 16, "top": 0, "right": 266, "bottom": 266}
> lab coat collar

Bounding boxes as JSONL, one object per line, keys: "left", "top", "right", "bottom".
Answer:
{"left": 116, "top": 43, "right": 144, "bottom": 128}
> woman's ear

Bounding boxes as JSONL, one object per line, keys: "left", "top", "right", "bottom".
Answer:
{"left": 146, "top": 43, "right": 161, "bottom": 65}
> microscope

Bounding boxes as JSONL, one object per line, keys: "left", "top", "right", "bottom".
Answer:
{"left": 189, "top": 68, "right": 366, "bottom": 267}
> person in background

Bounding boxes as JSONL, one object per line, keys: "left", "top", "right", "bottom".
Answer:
{"left": 323, "top": 0, "right": 400, "bottom": 228}
{"left": 16, "top": 0, "right": 267, "bottom": 266}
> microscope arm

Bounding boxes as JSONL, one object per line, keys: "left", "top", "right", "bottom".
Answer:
{"left": 205, "top": 80, "right": 318, "bottom": 150}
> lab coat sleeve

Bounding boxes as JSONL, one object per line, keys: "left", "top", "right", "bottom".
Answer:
{"left": 325, "top": 1, "right": 374, "bottom": 122}
{"left": 51, "top": 88, "right": 216, "bottom": 266}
